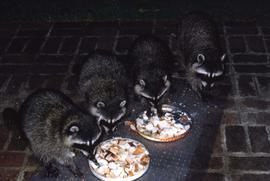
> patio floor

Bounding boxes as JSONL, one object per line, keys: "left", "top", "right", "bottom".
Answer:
{"left": 0, "top": 20, "right": 269, "bottom": 181}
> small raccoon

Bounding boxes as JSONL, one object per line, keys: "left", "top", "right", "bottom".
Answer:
{"left": 79, "top": 51, "right": 128, "bottom": 134}
{"left": 3, "top": 89, "right": 101, "bottom": 177}
{"left": 178, "top": 13, "right": 226, "bottom": 95}
{"left": 128, "top": 35, "right": 174, "bottom": 112}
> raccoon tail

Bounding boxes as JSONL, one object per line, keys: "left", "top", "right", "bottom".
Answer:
{"left": 2, "top": 108, "right": 20, "bottom": 130}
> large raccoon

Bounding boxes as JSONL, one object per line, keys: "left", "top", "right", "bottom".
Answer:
{"left": 79, "top": 51, "right": 128, "bottom": 134}
{"left": 3, "top": 89, "right": 102, "bottom": 177}
{"left": 178, "top": 13, "right": 226, "bottom": 95}
{"left": 128, "top": 35, "right": 174, "bottom": 114}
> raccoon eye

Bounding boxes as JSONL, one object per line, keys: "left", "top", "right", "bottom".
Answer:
{"left": 96, "top": 101, "right": 105, "bottom": 108}
{"left": 197, "top": 54, "right": 205, "bottom": 65}
{"left": 139, "top": 79, "right": 145, "bottom": 87}
{"left": 120, "top": 100, "right": 126, "bottom": 107}
{"left": 69, "top": 125, "right": 79, "bottom": 133}
{"left": 221, "top": 53, "right": 226, "bottom": 62}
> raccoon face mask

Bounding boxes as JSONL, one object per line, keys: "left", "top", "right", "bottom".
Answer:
{"left": 134, "top": 74, "right": 170, "bottom": 105}
{"left": 90, "top": 100, "right": 127, "bottom": 134}
{"left": 192, "top": 53, "right": 226, "bottom": 90}
{"left": 64, "top": 116, "right": 101, "bottom": 147}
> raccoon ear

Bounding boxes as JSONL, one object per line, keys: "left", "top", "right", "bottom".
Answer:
{"left": 139, "top": 79, "right": 145, "bottom": 87}
{"left": 221, "top": 53, "right": 226, "bottom": 62}
{"left": 96, "top": 101, "right": 105, "bottom": 108}
{"left": 163, "top": 75, "right": 168, "bottom": 82}
{"left": 120, "top": 100, "right": 126, "bottom": 107}
{"left": 197, "top": 54, "right": 205, "bottom": 64}
{"left": 69, "top": 125, "right": 79, "bottom": 133}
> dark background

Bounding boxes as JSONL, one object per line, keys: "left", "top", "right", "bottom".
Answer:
{"left": 1, "top": 0, "right": 270, "bottom": 22}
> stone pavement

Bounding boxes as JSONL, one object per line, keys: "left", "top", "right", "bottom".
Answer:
{"left": 0, "top": 21, "right": 269, "bottom": 181}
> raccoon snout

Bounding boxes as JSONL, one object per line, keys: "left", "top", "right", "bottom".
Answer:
{"left": 201, "top": 81, "right": 215, "bottom": 89}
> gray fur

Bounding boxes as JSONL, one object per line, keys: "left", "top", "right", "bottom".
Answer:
{"left": 21, "top": 89, "right": 101, "bottom": 175}
{"left": 178, "top": 13, "right": 225, "bottom": 94}
{"left": 128, "top": 35, "right": 174, "bottom": 106}
{"left": 78, "top": 51, "right": 128, "bottom": 134}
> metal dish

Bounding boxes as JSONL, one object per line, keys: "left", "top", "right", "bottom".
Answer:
{"left": 89, "top": 137, "right": 150, "bottom": 181}
{"left": 135, "top": 104, "right": 192, "bottom": 142}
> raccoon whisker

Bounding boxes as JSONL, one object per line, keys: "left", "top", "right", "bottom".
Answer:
{"left": 213, "top": 71, "right": 223, "bottom": 77}
{"left": 92, "top": 131, "right": 102, "bottom": 145}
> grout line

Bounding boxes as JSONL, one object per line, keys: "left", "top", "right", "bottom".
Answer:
{"left": 3, "top": 130, "right": 13, "bottom": 151}
{"left": 16, "top": 153, "right": 29, "bottom": 181}
{"left": 56, "top": 37, "right": 65, "bottom": 54}
{"left": 21, "top": 39, "right": 31, "bottom": 53}
{"left": 3, "top": 25, "right": 21, "bottom": 54}
{"left": 244, "top": 126, "right": 252, "bottom": 153}
{"left": 61, "top": 35, "right": 83, "bottom": 93}
{"left": 112, "top": 29, "right": 120, "bottom": 55}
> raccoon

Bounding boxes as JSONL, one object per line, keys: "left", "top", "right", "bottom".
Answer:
{"left": 79, "top": 51, "right": 128, "bottom": 134}
{"left": 128, "top": 35, "right": 174, "bottom": 114}
{"left": 178, "top": 13, "right": 226, "bottom": 95}
{"left": 3, "top": 89, "right": 102, "bottom": 177}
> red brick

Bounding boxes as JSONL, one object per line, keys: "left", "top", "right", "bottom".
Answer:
{"left": 221, "top": 112, "right": 240, "bottom": 125}
{"left": 208, "top": 156, "right": 224, "bottom": 169}
{"left": 240, "top": 98, "right": 270, "bottom": 110}
{"left": 231, "top": 174, "right": 270, "bottom": 181}
{"left": 36, "top": 55, "right": 73, "bottom": 64}
{"left": 115, "top": 36, "right": 134, "bottom": 54}
{"left": 96, "top": 37, "right": 115, "bottom": 51}
{"left": 17, "top": 29, "right": 49, "bottom": 37}
{"left": 246, "top": 36, "right": 266, "bottom": 53}
{"left": 119, "top": 21, "right": 153, "bottom": 35}
{"left": 7, "top": 129, "right": 27, "bottom": 151}
{"left": 248, "top": 126, "right": 270, "bottom": 153}
{"left": 31, "top": 64, "right": 68, "bottom": 74}
{"left": 0, "top": 152, "right": 25, "bottom": 167}
{"left": 0, "top": 65, "right": 31, "bottom": 74}
{"left": 23, "top": 38, "right": 44, "bottom": 54}
{"left": 0, "top": 38, "right": 11, "bottom": 53}
{"left": 238, "top": 75, "right": 257, "bottom": 96}
{"left": 229, "top": 156, "right": 270, "bottom": 171}
{"left": 1, "top": 55, "right": 35, "bottom": 64}
{"left": 28, "top": 75, "right": 46, "bottom": 90}
{"left": 0, "top": 169, "right": 20, "bottom": 181}
{"left": 42, "top": 37, "right": 62, "bottom": 54}
{"left": 226, "top": 126, "right": 248, "bottom": 152}
{"left": 79, "top": 37, "right": 97, "bottom": 53}
{"left": 0, "top": 126, "right": 9, "bottom": 150}
{"left": 234, "top": 65, "right": 270, "bottom": 74}
{"left": 59, "top": 37, "right": 79, "bottom": 54}
{"left": 226, "top": 26, "right": 258, "bottom": 34}
{"left": 45, "top": 75, "right": 65, "bottom": 89}
{"left": 186, "top": 172, "right": 225, "bottom": 181}
{"left": 228, "top": 36, "right": 246, "bottom": 53}
{"left": 7, "top": 38, "right": 29, "bottom": 54}
{"left": 6, "top": 75, "right": 29, "bottom": 94}
{"left": 155, "top": 21, "right": 179, "bottom": 35}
